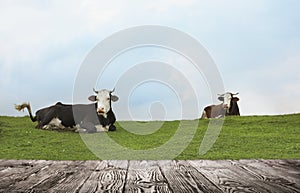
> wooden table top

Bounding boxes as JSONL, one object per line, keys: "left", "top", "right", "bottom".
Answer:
{"left": 1, "top": 159, "right": 299, "bottom": 192}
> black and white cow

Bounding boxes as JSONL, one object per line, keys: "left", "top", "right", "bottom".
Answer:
{"left": 15, "top": 89, "right": 119, "bottom": 132}
{"left": 201, "top": 92, "right": 240, "bottom": 119}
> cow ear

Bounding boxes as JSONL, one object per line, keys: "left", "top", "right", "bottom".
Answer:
{"left": 88, "top": 95, "right": 97, "bottom": 102}
{"left": 218, "top": 96, "right": 224, "bottom": 101}
{"left": 111, "top": 95, "right": 119, "bottom": 102}
{"left": 232, "top": 97, "right": 239, "bottom": 102}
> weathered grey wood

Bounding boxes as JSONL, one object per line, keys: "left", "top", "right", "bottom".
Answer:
{"left": 49, "top": 161, "right": 99, "bottom": 193}
{"left": 2, "top": 161, "right": 82, "bottom": 192}
{"left": 159, "top": 160, "right": 210, "bottom": 193}
{"left": 261, "top": 159, "right": 300, "bottom": 184}
{"left": 78, "top": 160, "right": 128, "bottom": 193}
{"left": 175, "top": 160, "right": 223, "bottom": 193}
{"left": 0, "top": 160, "right": 50, "bottom": 191}
{"left": 0, "top": 159, "right": 299, "bottom": 193}
{"left": 125, "top": 160, "right": 171, "bottom": 193}
{"left": 235, "top": 159, "right": 300, "bottom": 192}
{"left": 189, "top": 160, "right": 300, "bottom": 193}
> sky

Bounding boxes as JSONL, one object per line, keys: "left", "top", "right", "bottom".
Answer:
{"left": 0, "top": 0, "right": 300, "bottom": 120}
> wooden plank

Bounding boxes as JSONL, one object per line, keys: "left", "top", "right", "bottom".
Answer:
{"left": 189, "top": 160, "right": 268, "bottom": 192}
{"left": 262, "top": 159, "right": 300, "bottom": 184}
{"left": 189, "top": 160, "right": 299, "bottom": 193}
{"left": 4, "top": 161, "right": 83, "bottom": 192}
{"left": 0, "top": 159, "right": 38, "bottom": 167}
{"left": 229, "top": 160, "right": 299, "bottom": 193}
{"left": 236, "top": 159, "right": 300, "bottom": 192}
{"left": 125, "top": 160, "right": 171, "bottom": 193}
{"left": 48, "top": 161, "right": 99, "bottom": 193}
{"left": 174, "top": 160, "right": 223, "bottom": 193}
{"left": 159, "top": 160, "right": 213, "bottom": 193}
{"left": 1, "top": 159, "right": 300, "bottom": 192}
{"left": 0, "top": 160, "right": 50, "bottom": 191}
{"left": 0, "top": 159, "right": 47, "bottom": 175}
{"left": 78, "top": 160, "right": 128, "bottom": 193}
{"left": 77, "top": 160, "right": 109, "bottom": 193}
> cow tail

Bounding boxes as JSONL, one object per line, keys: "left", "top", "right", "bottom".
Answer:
{"left": 14, "top": 102, "right": 37, "bottom": 122}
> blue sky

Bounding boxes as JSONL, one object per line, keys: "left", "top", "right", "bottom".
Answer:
{"left": 1, "top": 0, "right": 299, "bottom": 120}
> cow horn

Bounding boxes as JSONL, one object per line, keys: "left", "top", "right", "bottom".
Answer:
{"left": 110, "top": 88, "right": 115, "bottom": 93}
{"left": 233, "top": 92, "right": 239, "bottom": 95}
{"left": 93, "top": 88, "right": 98, "bottom": 94}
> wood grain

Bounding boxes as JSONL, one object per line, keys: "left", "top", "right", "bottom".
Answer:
{"left": 126, "top": 160, "right": 171, "bottom": 193}
{"left": 0, "top": 159, "right": 299, "bottom": 193}
{"left": 79, "top": 160, "right": 128, "bottom": 193}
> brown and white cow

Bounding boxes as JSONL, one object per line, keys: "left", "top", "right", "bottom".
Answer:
{"left": 201, "top": 92, "right": 240, "bottom": 119}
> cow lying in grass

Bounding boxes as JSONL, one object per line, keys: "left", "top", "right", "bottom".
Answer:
{"left": 15, "top": 89, "right": 119, "bottom": 133}
{"left": 201, "top": 92, "right": 240, "bottom": 119}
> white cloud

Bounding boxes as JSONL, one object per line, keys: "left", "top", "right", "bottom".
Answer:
{"left": 146, "top": 0, "right": 196, "bottom": 13}
{"left": 0, "top": 0, "right": 121, "bottom": 59}
{"left": 0, "top": 0, "right": 123, "bottom": 114}
{"left": 236, "top": 52, "right": 300, "bottom": 115}
{"left": 1, "top": 0, "right": 300, "bottom": 118}
{"left": 79, "top": 0, "right": 122, "bottom": 31}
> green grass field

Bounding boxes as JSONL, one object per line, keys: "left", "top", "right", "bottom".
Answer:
{"left": 0, "top": 114, "right": 299, "bottom": 160}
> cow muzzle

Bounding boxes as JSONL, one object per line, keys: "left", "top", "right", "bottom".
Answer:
{"left": 223, "top": 104, "right": 230, "bottom": 113}
{"left": 97, "top": 108, "right": 105, "bottom": 115}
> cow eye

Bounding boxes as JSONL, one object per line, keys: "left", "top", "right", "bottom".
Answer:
{"left": 106, "top": 97, "right": 110, "bottom": 101}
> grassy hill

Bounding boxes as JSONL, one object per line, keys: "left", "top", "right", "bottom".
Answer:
{"left": 0, "top": 114, "right": 299, "bottom": 160}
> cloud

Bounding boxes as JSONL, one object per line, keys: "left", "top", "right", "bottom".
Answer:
{"left": 1, "top": 0, "right": 300, "bottom": 118}
{"left": 0, "top": 0, "right": 121, "bottom": 59}
{"left": 0, "top": 0, "right": 123, "bottom": 115}
{"left": 235, "top": 52, "right": 300, "bottom": 115}
{"left": 145, "top": 0, "right": 196, "bottom": 13}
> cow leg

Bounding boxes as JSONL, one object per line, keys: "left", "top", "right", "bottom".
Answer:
{"left": 108, "top": 124, "right": 116, "bottom": 131}
{"left": 201, "top": 111, "right": 208, "bottom": 119}
{"left": 80, "top": 121, "right": 97, "bottom": 133}
{"left": 36, "top": 121, "right": 44, "bottom": 129}
{"left": 37, "top": 120, "right": 52, "bottom": 129}
{"left": 36, "top": 112, "right": 56, "bottom": 129}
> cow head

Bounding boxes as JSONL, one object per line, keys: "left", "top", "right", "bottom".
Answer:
{"left": 88, "top": 88, "right": 119, "bottom": 115}
{"left": 218, "top": 92, "right": 239, "bottom": 113}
